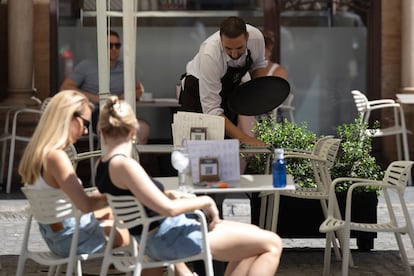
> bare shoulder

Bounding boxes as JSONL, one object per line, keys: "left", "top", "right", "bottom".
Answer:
{"left": 273, "top": 65, "right": 288, "bottom": 80}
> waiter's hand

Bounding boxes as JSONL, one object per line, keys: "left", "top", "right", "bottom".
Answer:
{"left": 240, "top": 136, "right": 267, "bottom": 147}
{"left": 136, "top": 81, "right": 145, "bottom": 100}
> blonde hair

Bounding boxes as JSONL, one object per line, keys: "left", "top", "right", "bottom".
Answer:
{"left": 18, "top": 90, "right": 94, "bottom": 184}
{"left": 98, "top": 96, "right": 138, "bottom": 139}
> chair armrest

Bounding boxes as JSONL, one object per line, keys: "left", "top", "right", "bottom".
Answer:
{"left": 285, "top": 149, "right": 313, "bottom": 155}
{"left": 284, "top": 152, "right": 327, "bottom": 162}
{"left": 76, "top": 150, "right": 102, "bottom": 162}
{"left": 368, "top": 99, "right": 395, "bottom": 105}
{"left": 341, "top": 182, "right": 394, "bottom": 222}
{"left": 368, "top": 102, "right": 400, "bottom": 111}
{"left": 326, "top": 178, "right": 384, "bottom": 220}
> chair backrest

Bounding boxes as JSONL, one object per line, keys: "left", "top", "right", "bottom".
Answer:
{"left": 106, "top": 193, "right": 154, "bottom": 230}
{"left": 64, "top": 144, "right": 78, "bottom": 169}
{"left": 40, "top": 97, "right": 52, "bottom": 113}
{"left": 312, "top": 136, "right": 334, "bottom": 156}
{"left": 103, "top": 193, "right": 214, "bottom": 276}
{"left": 21, "top": 187, "right": 79, "bottom": 224}
{"left": 351, "top": 90, "right": 371, "bottom": 124}
{"left": 383, "top": 161, "right": 414, "bottom": 188}
{"left": 317, "top": 138, "right": 341, "bottom": 169}
{"left": 351, "top": 90, "right": 369, "bottom": 113}
{"left": 311, "top": 138, "right": 341, "bottom": 193}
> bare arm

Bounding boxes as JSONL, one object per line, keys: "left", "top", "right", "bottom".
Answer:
{"left": 108, "top": 156, "right": 220, "bottom": 227}
{"left": 273, "top": 65, "right": 288, "bottom": 80}
{"left": 60, "top": 77, "right": 100, "bottom": 104}
{"left": 44, "top": 149, "right": 107, "bottom": 213}
{"left": 223, "top": 115, "right": 266, "bottom": 146}
{"left": 250, "top": 67, "right": 268, "bottom": 79}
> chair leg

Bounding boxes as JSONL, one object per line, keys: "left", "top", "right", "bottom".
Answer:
{"left": 259, "top": 193, "right": 268, "bottom": 229}
{"left": 16, "top": 256, "right": 26, "bottom": 276}
{"left": 320, "top": 200, "right": 341, "bottom": 260}
{"left": 88, "top": 125, "right": 96, "bottom": 186}
{"left": 6, "top": 136, "right": 15, "bottom": 194}
{"left": 270, "top": 192, "right": 280, "bottom": 233}
{"left": 394, "top": 232, "right": 413, "bottom": 276}
{"left": 75, "top": 259, "right": 82, "bottom": 276}
{"left": 341, "top": 229, "right": 351, "bottom": 276}
{"left": 167, "top": 264, "right": 175, "bottom": 276}
{"left": 0, "top": 138, "right": 7, "bottom": 185}
{"left": 323, "top": 231, "right": 333, "bottom": 276}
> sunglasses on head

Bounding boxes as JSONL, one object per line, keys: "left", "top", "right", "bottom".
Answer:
{"left": 109, "top": 43, "right": 122, "bottom": 49}
{"left": 74, "top": 112, "right": 90, "bottom": 131}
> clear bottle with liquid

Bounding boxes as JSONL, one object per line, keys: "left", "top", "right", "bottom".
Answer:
{"left": 272, "top": 148, "right": 286, "bottom": 188}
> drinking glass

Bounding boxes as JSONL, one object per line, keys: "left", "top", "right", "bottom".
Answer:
{"left": 171, "top": 147, "right": 193, "bottom": 193}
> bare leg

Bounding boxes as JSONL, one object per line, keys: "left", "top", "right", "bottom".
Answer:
{"left": 208, "top": 220, "right": 282, "bottom": 276}
{"left": 95, "top": 207, "right": 130, "bottom": 247}
{"left": 174, "top": 262, "right": 194, "bottom": 276}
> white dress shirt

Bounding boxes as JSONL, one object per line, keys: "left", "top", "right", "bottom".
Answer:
{"left": 186, "top": 24, "right": 267, "bottom": 116}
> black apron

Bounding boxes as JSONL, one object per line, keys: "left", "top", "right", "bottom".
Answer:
{"left": 179, "top": 50, "right": 253, "bottom": 125}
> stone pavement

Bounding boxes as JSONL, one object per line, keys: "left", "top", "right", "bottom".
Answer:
{"left": 1, "top": 188, "right": 414, "bottom": 275}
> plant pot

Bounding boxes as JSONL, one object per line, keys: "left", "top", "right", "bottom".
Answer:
{"left": 267, "top": 191, "right": 378, "bottom": 250}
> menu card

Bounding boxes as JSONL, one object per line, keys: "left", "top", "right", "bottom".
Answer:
{"left": 184, "top": 139, "right": 240, "bottom": 183}
{"left": 171, "top": 111, "right": 225, "bottom": 146}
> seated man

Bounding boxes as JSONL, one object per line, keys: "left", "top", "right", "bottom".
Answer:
{"left": 60, "top": 30, "right": 150, "bottom": 144}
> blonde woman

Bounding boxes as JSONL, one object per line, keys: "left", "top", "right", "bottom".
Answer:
{"left": 18, "top": 90, "right": 129, "bottom": 257}
{"left": 96, "top": 96, "right": 283, "bottom": 276}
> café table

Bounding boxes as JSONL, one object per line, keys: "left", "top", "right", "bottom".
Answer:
{"left": 155, "top": 174, "right": 295, "bottom": 194}
{"left": 136, "top": 98, "right": 181, "bottom": 108}
{"left": 396, "top": 93, "right": 414, "bottom": 104}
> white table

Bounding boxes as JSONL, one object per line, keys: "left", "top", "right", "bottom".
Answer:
{"left": 136, "top": 98, "right": 180, "bottom": 108}
{"left": 155, "top": 174, "right": 295, "bottom": 194}
{"left": 396, "top": 93, "right": 414, "bottom": 104}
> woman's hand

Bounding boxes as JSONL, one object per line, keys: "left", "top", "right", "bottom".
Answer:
{"left": 201, "top": 196, "right": 220, "bottom": 231}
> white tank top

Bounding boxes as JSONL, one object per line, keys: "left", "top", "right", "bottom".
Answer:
{"left": 267, "top": 63, "right": 280, "bottom": 76}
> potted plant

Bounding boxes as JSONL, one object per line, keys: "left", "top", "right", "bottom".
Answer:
{"left": 247, "top": 115, "right": 383, "bottom": 250}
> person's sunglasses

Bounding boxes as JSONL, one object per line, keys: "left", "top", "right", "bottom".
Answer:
{"left": 74, "top": 112, "right": 90, "bottom": 131}
{"left": 109, "top": 43, "right": 122, "bottom": 49}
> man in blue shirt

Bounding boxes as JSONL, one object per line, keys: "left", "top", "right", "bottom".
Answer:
{"left": 60, "top": 30, "right": 150, "bottom": 144}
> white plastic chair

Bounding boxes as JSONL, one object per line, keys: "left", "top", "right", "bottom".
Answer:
{"left": 272, "top": 93, "right": 295, "bottom": 123}
{"left": 17, "top": 186, "right": 103, "bottom": 276}
{"left": 0, "top": 105, "right": 25, "bottom": 188}
{"left": 319, "top": 160, "right": 414, "bottom": 276}
{"left": 260, "top": 137, "right": 341, "bottom": 231}
{"left": 100, "top": 193, "right": 214, "bottom": 276}
{"left": 2, "top": 98, "right": 49, "bottom": 193}
{"left": 3, "top": 97, "right": 97, "bottom": 192}
{"left": 64, "top": 144, "right": 101, "bottom": 173}
{"left": 351, "top": 90, "right": 410, "bottom": 161}
{"left": 259, "top": 137, "right": 343, "bottom": 260}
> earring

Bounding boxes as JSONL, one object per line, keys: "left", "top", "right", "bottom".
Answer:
{"left": 132, "top": 135, "right": 137, "bottom": 145}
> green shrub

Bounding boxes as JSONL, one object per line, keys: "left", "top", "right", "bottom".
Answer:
{"left": 246, "top": 117, "right": 317, "bottom": 187}
{"left": 247, "top": 115, "right": 384, "bottom": 193}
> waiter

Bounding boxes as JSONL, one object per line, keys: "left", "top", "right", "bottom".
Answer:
{"left": 179, "top": 16, "right": 267, "bottom": 146}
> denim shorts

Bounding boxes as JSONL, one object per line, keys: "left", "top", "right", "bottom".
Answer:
{"left": 38, "top": 212, "right": 106, "bottom": 257}
{"left": 134, "top": 213, "right": 203, "bottom": 261}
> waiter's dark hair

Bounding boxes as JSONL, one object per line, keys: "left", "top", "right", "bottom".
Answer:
{"left": 220, "top": 16, "right": 247, "bottom": 38}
